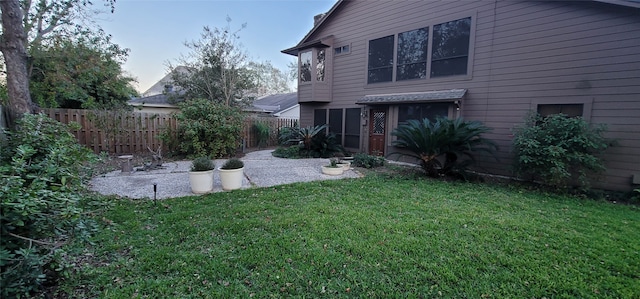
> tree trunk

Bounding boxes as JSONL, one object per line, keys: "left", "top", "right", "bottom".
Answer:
{"left": 1, "top": 0, "right": 35, "bottom": 127}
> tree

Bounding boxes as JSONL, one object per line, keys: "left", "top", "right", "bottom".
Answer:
{"left": 169, "top": 18, "right": 255, "bottom": 107}
{"left": 29, "top": 34, "right": 137, "bottom": 109}
{"left": 1, "top": 0, "right": 33, "bottom": 126}
{"left": 248, "top": 60, "right": 293, "bottom": 97}
{"left": 0, "top": 0, "right": 116, "bottom": 125}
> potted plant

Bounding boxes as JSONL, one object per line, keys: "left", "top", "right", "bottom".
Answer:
{"left": 336, "top": 159, "right": 351, "bottom": 170}
{"left": 219, "top": 158, "right": 245, "bottom": 191}
{"left": 189, "top": 157, "right": 215, "bottom": 194}
{"left": 321, "top": 158, "right": 344, "bottom": 175}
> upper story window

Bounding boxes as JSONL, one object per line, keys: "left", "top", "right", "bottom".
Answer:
{"left": 335, "top": 45, "right": 350, "bottom": 55}
{"left": 397, "top": 27, "right": 428, "bottom": 81}
{"left": 300, "top": 51, "right": 312, "bottom": 82}
{"left": 367, "top": 35, "right": 394, "bottom": 84}
{"left": 367, "top": 16, "right": 472, "bottom": 84}
{"left": 538, "top": 104, "right": 584, "bottom": 117}
{"left": 431, "top": 17, "right": 471, "bottom": 78}
{"left": 316, "top": 49, "right": 325, "bottom": 81}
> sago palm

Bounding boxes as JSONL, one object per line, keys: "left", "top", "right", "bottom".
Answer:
{"left": 391, "top": 116, "right": 497, "bottom": 178}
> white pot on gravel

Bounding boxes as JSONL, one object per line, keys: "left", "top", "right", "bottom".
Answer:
{"left": 189, "top": 170, "right": 214, "bottom": 194}
{"left": 219, "top": 158, "right": 245, "bottom": 191}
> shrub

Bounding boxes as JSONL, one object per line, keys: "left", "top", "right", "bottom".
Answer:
{"left": 162, "top": 99, "right": 244, "bottom": 158}
{"left": 275, "top": 124, "right": 344, "bottom": 158}
{"left": 221, "top": 158, "right": 244, "bottom": 170}
{"left": 512, "top": 112, "right": 612, "bottom": 189}
{"left": 190, "top": 157, "right": 215, "bottom": 171}
{"left": 278, "top": 125, "right": 300, "bottom": 146}
{"left": 1, "top": 114, "right": 99, "bottom": 298}
{"left": 253, "top": 122, "right": 270, "bottom": 148}
{"left": 352, "top": 153, "right": 386, "bottom": 169}
{"left": 391, "top": 116, "right": 497, "bottom": 179}
{"left": 272, "top": 146, "right": 302, "bottom": 159}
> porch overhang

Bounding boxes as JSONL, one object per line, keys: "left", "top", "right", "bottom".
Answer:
{"left": 356, "top": 89, "right": 467, "bottom": 105}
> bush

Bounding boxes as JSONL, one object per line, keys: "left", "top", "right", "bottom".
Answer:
{"left": 272, "top": 146, "right": 302, "bottom": 159}
{"left": 512, "top": 112, "right": 612, "bottom": 189}
{"left": 162, "top": 99, "right": 244, "bottom": 158}
{"left": 221, "top": 158, "right": 244, "bottom": 170}
{"left": 1, "top": 114, "right": 99, "bottom": 298}
{"left": 352, "top": 153, "right": 386, "bottom": 169}
{"left": 190, "top": 157, "right": 215, "bottom": 171}
{"left": 253, "top": 122, "right": 270, "bottom": 149}
{"left": 391, "top": 116, "right": 497, "bottom": 179}
{"left": 278, "top": 126, "right": 300, "bottom": 146}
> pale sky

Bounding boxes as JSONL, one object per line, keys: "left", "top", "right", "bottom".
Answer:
{"left": 97, "top": 0, "right": 336, "bottom": 93}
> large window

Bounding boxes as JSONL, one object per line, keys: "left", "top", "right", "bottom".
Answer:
{"left": 344, "top": 108, "right": 361, "bottom": 149}
{"left": 367, "top": 35, "right": 394, "bottom": 84}
{"left": 314, "top": 109, "right": 327, "bottom": 127}
{"left": 431, "top": 17, "right": 471, "bottom": 77}
{"left": 316, "top": 49, "right": 325, "bottom": 82}
{"left": 398, "top": 103, "right": 450, "bottom": 124}
{"left": 397, "top": 27, "right": 428, "bottom": 81}
{"left": 329, "top": 109, "right": 343, "bottom": 142}
{"left": 367, "top": 16, "right": 471, "bottom": 84}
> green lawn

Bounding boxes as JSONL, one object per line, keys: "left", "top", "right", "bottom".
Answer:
{"left": 63, "top": 175, "right": 639, "bottom": 298}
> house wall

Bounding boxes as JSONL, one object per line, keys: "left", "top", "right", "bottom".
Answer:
{"left": 296, "top": 0, "right": 640, "bottom": 191}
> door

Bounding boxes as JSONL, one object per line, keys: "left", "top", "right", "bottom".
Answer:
{"left": 368, "top": 108, "right": 386, "bottom": 156}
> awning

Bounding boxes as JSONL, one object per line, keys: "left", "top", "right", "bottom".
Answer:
{"left": 356, "top": 89, "right": 467, "bottom": 105}
{"left": 282, "top": 36, "right": 334, "bottom": 56}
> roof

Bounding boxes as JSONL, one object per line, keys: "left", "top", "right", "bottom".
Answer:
{"left": 356, "top": 89, "right": 467, "bottom": 105}
{"left": 249, "top": 92, "right": 298, "bottom": 114}
{"left": 128, "top": 94, "right": 178, "bottom": 108}
{"left": 282, "top": 0, "right": 639, "bottom": 56}
{"left": 142, "top": 66, "right": 189, "bottom": 97}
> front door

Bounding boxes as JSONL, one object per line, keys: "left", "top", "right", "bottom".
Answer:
{"left": 368, "top": 108, "right": 386, "bottom": 156}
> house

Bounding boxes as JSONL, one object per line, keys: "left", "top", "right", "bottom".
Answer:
{"left": 282, "top": 0, "right": 640, "bottom": 191}
{"left": 245, "top": 92, "right": 300, "bottom": 119}
{"left": 127, "top": 93, "right": 179, "bottom": 114}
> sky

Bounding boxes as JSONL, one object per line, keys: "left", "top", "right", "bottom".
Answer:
{"left": 97, "top": 0, "right": 337, "bottom": 93}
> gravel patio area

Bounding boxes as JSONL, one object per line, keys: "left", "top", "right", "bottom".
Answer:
{"left": 89, "top": 150, "right": 362, "bottom": 199}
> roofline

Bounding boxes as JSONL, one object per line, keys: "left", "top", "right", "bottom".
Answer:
{"left": 593, "top": 0, "right": 640, "bottom": 8}
{"left": 281, "top": 0, "right": 345, "bottom": 56}
{"left": 273, "top": 104, "right": 299, "bottom": 116}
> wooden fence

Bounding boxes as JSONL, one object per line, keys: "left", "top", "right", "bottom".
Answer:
{"left": 43, "top": 108, "right": 298, "bottom": 155}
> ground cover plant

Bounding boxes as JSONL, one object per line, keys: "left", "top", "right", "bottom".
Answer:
{"left": 273, "top": 124, "right": 344, "bottom": 158}
{"left": 61, "top": 175, "right": 639, "bottom": 298}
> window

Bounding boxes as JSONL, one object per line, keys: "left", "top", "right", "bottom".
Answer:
{"left": 397, "top": 27, "right": 428, "bottom": 81}
{"left": 313, "top": 108, "right": 361, "bottom": 150}
{"left": 314, "top": 109, "right": 327, "bottom": 127}
{"left": 329, "top": 109, "right": 343, "bottom": 142}
{"left": 316, "top": 49, "right": 325, "bottom": 81}
{"left": 398, "top": 103, "right": 450, "bottom": 124}
{"left": 344, "top": 108, "right": 361, "bottom": 149}
{"left": 366, "top": 16, "right": 472, "bottom": 84}
{"left": 300, "top": 51, "right": 312, "bottom": 82}
{"left": 431, "top": 17, "right": 471, "bottom": 77}
{"left": 538, "top": 104, "right": 583, "bottom": 117}
{"left": 334, "top": 45, "right": 350, "bottom": 55}
{"left": 367, "top": 35, "right": 394, "bottom": 83}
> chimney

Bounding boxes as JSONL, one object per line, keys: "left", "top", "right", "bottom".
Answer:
{"left": 314, "top": 13, "right": 326, "bottom": 26}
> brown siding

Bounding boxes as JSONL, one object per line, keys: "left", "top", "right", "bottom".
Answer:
{"left": 294, "top": 0, "right": 640, "bottom": 191}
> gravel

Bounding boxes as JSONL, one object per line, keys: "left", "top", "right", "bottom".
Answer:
{"left": 89, "top": 150, "right": 362, "bottom": 199}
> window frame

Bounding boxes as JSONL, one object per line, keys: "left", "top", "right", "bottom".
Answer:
{"left": 363, "top": 12, "right": 476, "bottom": 87}
{"left": 531, "top": 98, "right": 593, "bottom": 121}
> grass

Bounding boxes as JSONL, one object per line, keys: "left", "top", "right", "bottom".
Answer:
{"left": 62, "top": 174, "right": 639, "bottom": 298}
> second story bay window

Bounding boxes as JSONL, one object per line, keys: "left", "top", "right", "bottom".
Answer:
{"left": 299, "top": 47, "right": 328, "bottom": 84}
{"left": 367, "top": 16, "right": 472, "bottom": 84}
{"left": 300, "top": 50, "right": 312, "bottom": 82}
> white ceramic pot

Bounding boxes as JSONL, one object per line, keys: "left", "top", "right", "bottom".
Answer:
{"left": 189, "top": 170, "right": 214, "bottom": 194}
{"left": 219, "top": 167, "right": 244, "bottom": 191}
{"left": 321, "top": 165, "right": 344, "bottom": 176}
{"left": 337, "top": 161, "right": 351, "bottom": 170}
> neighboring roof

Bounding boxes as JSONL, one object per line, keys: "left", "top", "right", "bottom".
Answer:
{"left": 128, "top": 94, "right": 178, "bottom": 108}
{"left": 282, "top": 0, "right": 639, "bottom": 56}
{"left": 249, "top": 92, "right": 298, "bottom": 114}
{"left": 142, "top": 66, "right": 188, "bottom": 97}
{"left": 356, "top": 89, "right": 467, "bottom": 105}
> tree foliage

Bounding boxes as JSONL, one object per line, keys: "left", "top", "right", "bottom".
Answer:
{"left": 512, "top": 112, "right": 612, "bottom": 189}
{"left": 169, "top": 18, "right": 255, "bottom": 107}
{"left": 391, "top": 116, "right": 497, "bottom": 179}
{"left": 248, "top": 60, "right": 293, "bottom": 97}
{"left": 29, "top": 34, "right": 138, "bottom": 109}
